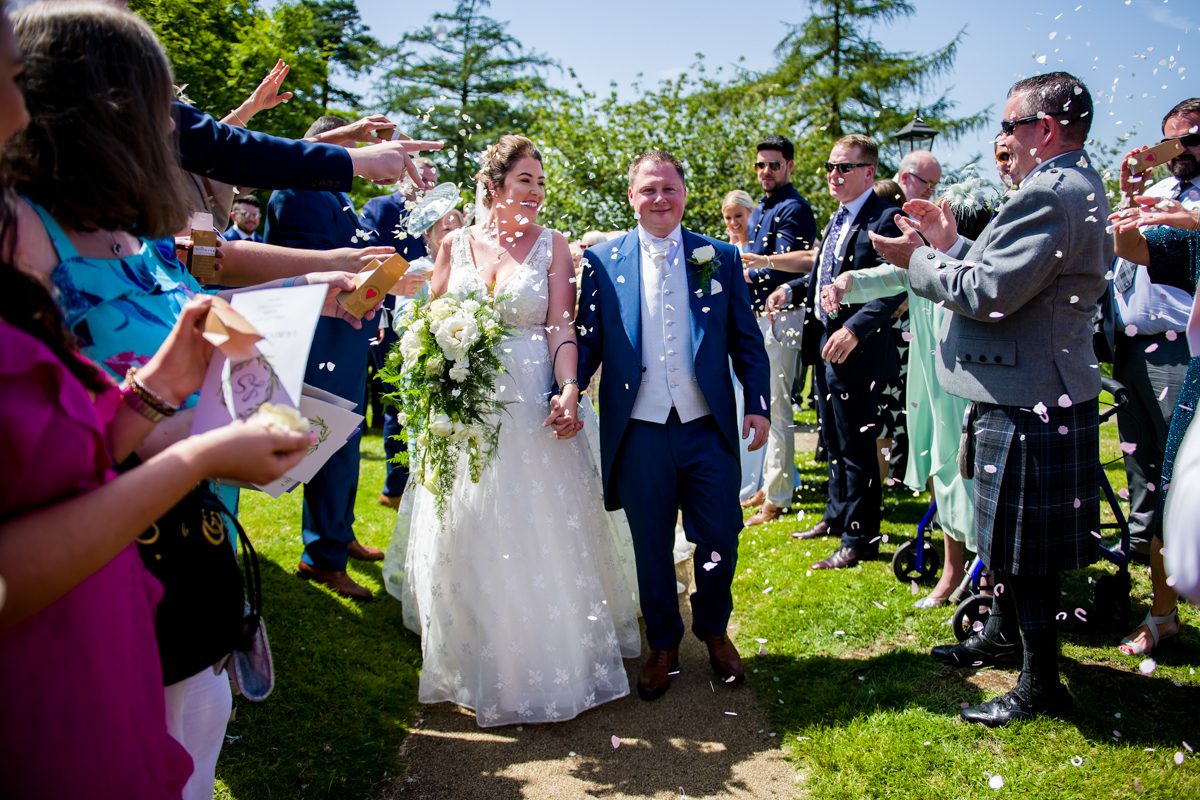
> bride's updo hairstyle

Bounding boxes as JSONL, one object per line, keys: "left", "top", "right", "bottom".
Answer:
{"left": 2, "top": 1, "right": 190, "bottom": 238}
{"left": 474, "top": 135, "right": 542, "bottom": 209}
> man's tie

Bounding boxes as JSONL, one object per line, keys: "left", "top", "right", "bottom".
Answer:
{"left": 1114, "top": 180, "right": 1194, "bottom": 293}
{"left": 816, "top": 207, "right": 850, "bottom": 325}
{"left": 645, "top": 237, "right": 673, "bottom": 270}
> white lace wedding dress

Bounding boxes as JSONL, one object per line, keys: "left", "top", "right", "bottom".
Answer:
{"left": 382, "top": 226, "right": 641, "bottom": 727}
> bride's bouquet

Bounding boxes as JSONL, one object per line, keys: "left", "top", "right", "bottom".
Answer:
{"left": 379, "top": 293, "right": 511, "bottom": 519}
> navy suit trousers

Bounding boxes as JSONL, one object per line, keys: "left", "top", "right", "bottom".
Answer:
{"left": 301, "top": 316, "right": 376, "bottom": 570}
{"left": 613, "top": 411, "right": 743, "bottom": 651}
{"left": 814, "top": 342, "right": 883, "bottom": 551}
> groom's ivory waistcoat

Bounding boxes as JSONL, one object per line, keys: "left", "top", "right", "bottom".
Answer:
{"left": 630, "top": 226, "right": 712, "bottom": 424}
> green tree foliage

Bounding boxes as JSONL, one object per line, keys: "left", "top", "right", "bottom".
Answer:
{"left": 132, "top": 0, "right": 377, "bottom": 139}
{"left": 375, "top": 0, "right": 556, "bottom": 187}
{"left": 527, "top": 62, "right": 803, "bottom": 239}
{"left": 769, "top": 0, "right": 989, "bottom": 154}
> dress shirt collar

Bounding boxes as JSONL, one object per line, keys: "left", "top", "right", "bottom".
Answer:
{"left": 837, "top": 186, "right": 874, "bottom": 223}
{"left": 759, "top": 182, "right": 802, "bottom": 207}
{"left": 637, "top": 223, "right": 682, "bottom": 252}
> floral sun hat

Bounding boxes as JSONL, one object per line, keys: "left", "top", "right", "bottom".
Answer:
{"left": 406, "top": 182, "right": 462, "bottom": 237}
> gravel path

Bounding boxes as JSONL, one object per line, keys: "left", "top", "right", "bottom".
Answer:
{"left": 383, "top": 579, "right": 802, "bottom": 799}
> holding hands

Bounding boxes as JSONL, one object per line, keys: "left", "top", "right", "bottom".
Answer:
{"left": 545, "top": 384, "right": 583, "bottom": 440}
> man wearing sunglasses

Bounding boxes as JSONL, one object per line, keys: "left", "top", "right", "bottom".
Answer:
{"left": 741, "top": 134, "right": 817, "bottom": 526}
{"left": 224, "top": 194, "right": 264, "bottom": 242}
{"left": 772, "top": 134, "right": 904, "bottom": 570}
{"left": 1106, "top": 97, "right": 1200, "bottom": 651}
{"left": 872, "top": 72, "right": 1112, "bottom": 728}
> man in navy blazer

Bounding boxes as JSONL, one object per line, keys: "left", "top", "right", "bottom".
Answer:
{"left": 576, "top": 151, "right": 770, "bottom": 701}
{"left": 265, "top": 115, "right": 382, "bottom": 601}
{"left": 770, "top": 134, "right": 904, "bottom": 569}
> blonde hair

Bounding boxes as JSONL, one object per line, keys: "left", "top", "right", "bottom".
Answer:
{"left": 722, "top": 189, "right": 755, "bottom": 212}
{"left": 474, "top": 135, "right": 541, "bottom": 209}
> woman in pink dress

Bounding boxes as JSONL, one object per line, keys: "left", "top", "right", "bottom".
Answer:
{"left": 0, "top": 7, "right": 313, "bottom": 796}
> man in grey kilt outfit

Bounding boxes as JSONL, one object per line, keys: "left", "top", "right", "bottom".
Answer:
{"left": 871, "top": 71, "right": 1113, "bottom": 726}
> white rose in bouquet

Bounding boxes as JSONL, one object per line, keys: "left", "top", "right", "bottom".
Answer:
{"left": 462, "top": 298, "right": 481, "bottom": 314}
{"left": 434, "top": 313, "right": 480, "bottom": 362}
{"left": 428, "top": 297, "right": 456, "bottom": 321}
{"left": 399, "top": 328, "right": 424, "bottom": 370}
{"left": 425, "top": 352, "right": 445, "bottom": 375}
{"left": 448, "top": 359, "right": 470, "bottom": 383}
{"left": 449, "top": 420, "right": 470, "bottom": 442}
{"left": 428, "top": 412, "right": 454, "bottom": 437}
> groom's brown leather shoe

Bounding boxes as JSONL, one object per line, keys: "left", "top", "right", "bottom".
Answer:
{"left": 693, "top": 625, "right": 745, "bottom": 685}
{"left": 348, "top": 539, "right": 385, "bottom": 562}
{"left": 297, "top": 562, "right": 373, "bottom": 601}
{"left": 637, "top": 649, "right": 679, "bottom": 701}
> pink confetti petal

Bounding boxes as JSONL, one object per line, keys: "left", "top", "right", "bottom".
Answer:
{"left": 611, "top": 735, "right": 622, "bottom": 749}
{"left": 1120, "top": 441, "right": 1138, "bottom": 455}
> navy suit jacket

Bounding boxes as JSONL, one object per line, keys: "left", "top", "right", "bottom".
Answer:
{"left": 360, "top": 192, "right": 428, "bottom": 261}
{"left": 175, "top": 101, "right": 351, "bottom": 192}
{"left": 577, "top": 229, "right": 770, "bottom": 511}
{"left": 264, "top": 189, "right": 363, "bottom": 252}
{"left": 745, "top": 183, "right": 818, "bottom": 311}
{"left": 787, "top": 191, "right": 905, "bottom": 381}
{"left": 223, "top": 225, "right": 263, "bottom": 243}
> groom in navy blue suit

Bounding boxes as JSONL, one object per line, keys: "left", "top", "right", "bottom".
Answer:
{"left": 575, "top": 151, "right": 770, "bottom": 700}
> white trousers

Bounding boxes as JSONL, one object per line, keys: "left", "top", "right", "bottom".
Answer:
{"left": 758, "top": 316, "right": 800, "bottom": 507}
{"left": 164, "top": 666, "right": 234, "bottom": 800}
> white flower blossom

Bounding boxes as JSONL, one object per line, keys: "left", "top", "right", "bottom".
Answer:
{"left": 428, "top": 412, "right": 454, "bottom": 437}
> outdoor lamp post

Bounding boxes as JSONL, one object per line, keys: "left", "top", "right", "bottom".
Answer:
{"left": 894, "top": 111, "right": 938, "bottom": 154}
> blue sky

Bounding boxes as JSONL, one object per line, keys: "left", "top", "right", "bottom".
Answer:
{"left": 357, "top": 0, "right": 1196, "bottom": 171}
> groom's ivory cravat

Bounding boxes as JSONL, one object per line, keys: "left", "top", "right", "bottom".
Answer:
{"left": 630, "top": 226, "right": 711, "bottom": 424}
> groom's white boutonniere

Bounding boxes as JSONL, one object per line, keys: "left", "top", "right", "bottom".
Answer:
{"left": 688, "top": 244, "right": 719, "bottom": 296}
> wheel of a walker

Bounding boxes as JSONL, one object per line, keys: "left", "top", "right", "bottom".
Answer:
{"left": 1093, "top": 571, "right": 1133, "bottom": 627}
{"left": 951, "top": 593, "right": 993, "bottom": 642}
{"left": 891, "top": 539, "right": 942, "bottom": 584}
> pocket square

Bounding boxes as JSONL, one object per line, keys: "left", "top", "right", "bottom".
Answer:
{"left": 710, "top": 279, "right": 723, "bottom": 295}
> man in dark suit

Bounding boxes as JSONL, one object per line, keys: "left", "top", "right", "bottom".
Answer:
{"left": 872, "top": 72, "right": 1112, "bottom": 725}
{"left": 265, "top": 115, "right": 382, "bottom": 601}
{"left": 575, "top": 150, "right": 770, "bottom": 700}
{"left": 768, "top": 134, "right": 903, "bottom": 569}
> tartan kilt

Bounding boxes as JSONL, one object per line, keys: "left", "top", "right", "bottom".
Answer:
{"left": 972, "top": 398, "right": 1101, "bottom": 575}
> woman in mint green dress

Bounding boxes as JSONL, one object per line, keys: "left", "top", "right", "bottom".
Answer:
{"left": 824, "top": 263, "right": 976, "bottom": 608}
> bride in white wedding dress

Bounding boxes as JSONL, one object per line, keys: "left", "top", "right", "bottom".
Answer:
{"left": 382, "top": 136, "right": 640, "bottom": 727}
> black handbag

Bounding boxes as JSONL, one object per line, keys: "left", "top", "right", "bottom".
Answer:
{"left": 132, "top": 477, "right": 263, "bottom": 686}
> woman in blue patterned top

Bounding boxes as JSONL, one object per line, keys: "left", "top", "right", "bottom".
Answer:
{"left": 1110, "top": 185, "right": 1200, "bottom": 658}
{"left": 2, "top": 5, "right": 360, "bottom": 799}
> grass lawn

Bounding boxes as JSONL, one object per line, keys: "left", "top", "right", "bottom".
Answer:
{"left": 220, "top": 408, "right": 1198, "bottom": 799}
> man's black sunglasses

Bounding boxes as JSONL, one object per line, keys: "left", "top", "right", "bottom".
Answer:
{"left": 824, "top": 162, "right": 871, "bottom": 174}
{"left": 755, "top": 160, "right": 784, "bottom": 171}
{"left": 999, "top": 113, "right": 1043, "bottom": 136}
{"left": 1162, "top": 132, "right": 1200, "bottom": 149}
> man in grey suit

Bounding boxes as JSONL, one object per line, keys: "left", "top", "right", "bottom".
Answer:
{"left": 872, "top": 72, "right": 1113, "bottom": 727}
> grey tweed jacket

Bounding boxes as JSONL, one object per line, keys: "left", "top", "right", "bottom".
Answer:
{"left": 907, "top": 151, "right": 1114, "bottom": 407}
